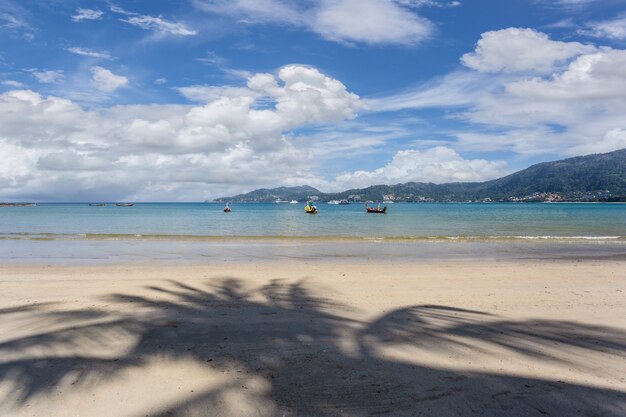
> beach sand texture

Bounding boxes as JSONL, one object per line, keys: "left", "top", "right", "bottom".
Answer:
{"left": 1, "top": 260, "right": 625, "bottom": 416}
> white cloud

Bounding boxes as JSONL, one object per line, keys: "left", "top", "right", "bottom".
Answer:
{"left": 154, "top": 77, "right": 168, "bottom": 85}
{"left": 121, "top": 15, "right": 197, "bottom": 36}
{"left": 193, "top": 0, "right": 434, "bottom": 45}
{"left": 90, "top": 66, "right": 129, "bottom": 92}
{"left": 177, "top": 85, "right": 258, "bottom": 102}
{"left": 0, "top": 66, "right": 362, "bottom": 201}
{"left": 371, "top": 28, "right": 626, "bottom": 157}
{"left": 334, "top": 146, "right": 506, "bottom": 189}
{"left": 191, "top": 0, "right": 304, "bottom": 26}
{"left": 554, "top": 0, "right": 595, "bottom": 6}
{"left": 109, "top": 4, "right": 138, "bottom": 16}
{"left": 366, "top": 71, "right": 490, "bottom": 111}
{"left": 461, "top": 28, "right": 594, "bottom": 74}
{"left": 314, "top": 0, "right": 433, "bottom": 45}
{"left": 568, "top": 128, "right": 626, "bottom": 155}
{"left": 66, "top": 47, "right": 112, "bottom": 59}
{"left": 1, "top": 80, "right": 24, "bottom": 87}
{"left": 0, "top": 0, "right": 33, "bottom": 37}
{"left": 30, "top": 70, "right": 64, "bottom": 84}
{"left": 583, "top": 15, "right": 626, "bottom": 40}
{"left": 71, "top": 8, "right": 103, "bottom": 22}
{"left": 394, "top": 0, "right": 461, "bottom": 7}
{"left": 197, "top": 51, "right": 252, "bottom": 80}
{"left": 108, "top": 4, "right": 196, "bottom": 37}
{"left": 537, "top": 0, "right": 596, "bottom": 9}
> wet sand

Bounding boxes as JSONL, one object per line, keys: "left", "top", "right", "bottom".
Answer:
{"left": 1, "top": 259, "right": 625, "bottom": 416}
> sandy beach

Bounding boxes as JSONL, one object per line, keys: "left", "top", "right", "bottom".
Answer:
{"left": 1, "top": 259, "right": 625, "bottom": 416}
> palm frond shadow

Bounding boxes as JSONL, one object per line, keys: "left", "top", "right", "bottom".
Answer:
{"left": 1, "top": 277, "right": 625, "bottom": 416}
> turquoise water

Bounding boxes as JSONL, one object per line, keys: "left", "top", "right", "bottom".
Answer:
{"left": 1, "top": 202, "right": 625, "bottom": 240}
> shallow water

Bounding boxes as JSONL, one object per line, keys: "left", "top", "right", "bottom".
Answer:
{"left": 1, "top": 202, "right": 625, "bottom": 264}
{"left": 1, "top": 202, "right": 625, "bottom": 240}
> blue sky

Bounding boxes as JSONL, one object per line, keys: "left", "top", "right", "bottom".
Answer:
{"left": 1, "top": 0, "right": 626, "bottom": 201}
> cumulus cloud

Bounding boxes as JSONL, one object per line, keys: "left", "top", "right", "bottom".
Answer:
{"left": 193, "top": 0, "right": 433, "bottom": 45}
{"left": 461, "top": 28, "right": 595, "bottom": 74}
{"left": 334, "top": 147, "right": 506, "bottom": 189}
{"left": 71, "top": 8, "right": 103, "bottom": 22}
{"left": 90, "top": 66, "right": 128, "bottom": 92}
{"left": 462, "top": 49, "right": 626, "bottom": 155}
{"left": 0, "top": 66, "right": 362, "bottom": 201}
{"left": 372, "top": 28, "right": 626, "bottom": 156}
{"left": 66, "top": 47, "right": 112, "bottom": 59}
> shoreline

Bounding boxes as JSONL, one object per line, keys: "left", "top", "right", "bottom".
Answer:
{"left": 2, "top": 232, "right": 626, "bottom": 241}
{"left": 2, "top": 237, "right": 626, "bottom": 266}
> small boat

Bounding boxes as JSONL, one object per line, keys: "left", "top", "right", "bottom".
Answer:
{"left": 116, "top": 203, "right": 134, "bottom": 207}
{"left": 327, "top": 200, "right": 340, "bottom": 205}
{"left": 89, "top": 203, "right": 106, "bottom": 206}
{"left": 289, "top": 200, "right": 298, "bottom": 204}
{"left": 224, "top": 203, "right": 231, "bottom": 212}
{"left": 338, "top": 199, "right": 350, "bottom": 205}
{"left": 366, "top": 203, "right": 387, "bottom": 214}
{"left": 305, "top": 202, "right": 318, "bottom": 214}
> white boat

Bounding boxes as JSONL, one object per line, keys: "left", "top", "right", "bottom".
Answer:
{"left": 383, "top": 200, "right": 395, "bottom": 204}
{"left": 274, "top": 199, "right": 289, "bottom": 203}
{"left": 289, "top": 200, "right": 298, "bottom": 204}
{"left": 327, "top": 200, "right": 340, "bottom": 205}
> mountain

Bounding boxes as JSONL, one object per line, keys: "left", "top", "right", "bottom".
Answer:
{"left": 476, "top": 149, "right": 626, "bottom": 199}
{"left": 215, "top": 185, "right": 321, "bottom": 202}
{"left": 217, "top": 149, "right": 626, "bottom": 203}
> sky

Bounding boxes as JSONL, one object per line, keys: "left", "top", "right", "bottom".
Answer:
{"left": 1, "top": 0, "right": 626, "bottom": 201}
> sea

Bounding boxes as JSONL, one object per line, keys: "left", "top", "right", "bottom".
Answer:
{"left": 1, "top": 202, "right": 625, "bottom": 263}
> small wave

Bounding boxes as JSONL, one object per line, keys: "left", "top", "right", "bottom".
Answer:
{"left": 1, "top": 232, "right": 624, "bottom": 243}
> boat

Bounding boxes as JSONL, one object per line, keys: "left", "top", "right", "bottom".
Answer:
{"left": 274, "top": 199, "right": 289, "bottom": 203}
{"left": 339, "top": 199, "right": 350, "bottom": 205}
{"left": 289, "top": 200, "right": 298, "bottom": 204}
{"left": 305, "top": 201, "right": 318, "bottom": 214}
{"left": 327, "top": 200, "right": 340, "bottom": 205}
{"left": 89, "top": 203, "right": 106, "bottom": 206}
{"left": 223, "top": 203, "right": 231, "bottom": 212}
{"left": 116, "top": 203, "right": 134, "bottom": 207}
{"left": 365, "top": 203, "right": 387, "bottom": 214}
{"left": 382, "top": 200, "right": 395, "bottom": 204}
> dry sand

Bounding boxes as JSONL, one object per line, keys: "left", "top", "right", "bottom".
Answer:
{"left": 1, "top": 259, "right": 625, "bottom": 416}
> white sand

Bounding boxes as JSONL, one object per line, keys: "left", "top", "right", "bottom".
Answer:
{"left": 0, "top": 260, "right": 625, "bottom": 416}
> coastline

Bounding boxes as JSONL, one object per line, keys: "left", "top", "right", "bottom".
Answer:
{"left": 1, "top": 237, "right": 626, "bottom": 266}
{"left": 1, "top": 259, "right": 625, "bottom": 416}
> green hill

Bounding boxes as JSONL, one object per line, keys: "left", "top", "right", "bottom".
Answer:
{"left": 218, "top": 149, "right": 626, "bottom": 203}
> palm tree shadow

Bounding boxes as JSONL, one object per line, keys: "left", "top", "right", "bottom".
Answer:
{"left": 1, "top": 278, "right": 625, "bottom": 416}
